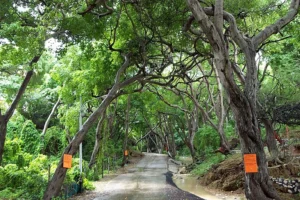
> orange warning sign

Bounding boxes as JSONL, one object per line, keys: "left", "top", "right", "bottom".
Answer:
{"left": 63, "top": 154, "right": 72, "bottom": 169}
{"left": 124, "top": 150, "right": 128, "bottom": 156}
{"left": 244, "top": 154, "right": 258, "bottom": 173}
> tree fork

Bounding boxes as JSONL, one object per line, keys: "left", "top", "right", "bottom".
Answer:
{"left": 185, "top": 0, "right": 300, "bottom": 199}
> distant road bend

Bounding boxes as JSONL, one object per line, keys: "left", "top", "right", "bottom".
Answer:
{"left": 93, "top": 153, "right": 204, "bottom": 200}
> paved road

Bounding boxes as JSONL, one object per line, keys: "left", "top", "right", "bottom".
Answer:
{"left": 93, "top": 153, "right": 204, "bottom": 200}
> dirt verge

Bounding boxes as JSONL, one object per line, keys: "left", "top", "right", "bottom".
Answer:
{"left": 199, "top": 153, "right": 300, "bottom": 200}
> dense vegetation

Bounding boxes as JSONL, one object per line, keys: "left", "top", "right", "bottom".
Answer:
{"left": 1, "top": 0, "right": 300, "bottom": 199}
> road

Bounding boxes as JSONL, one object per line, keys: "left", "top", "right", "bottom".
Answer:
{"left": 93, "top": 153, "right": 204, "bottom": 200}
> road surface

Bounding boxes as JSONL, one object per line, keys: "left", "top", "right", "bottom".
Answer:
{"left": 93, "top": 153, "right": 204, "bottom": 200}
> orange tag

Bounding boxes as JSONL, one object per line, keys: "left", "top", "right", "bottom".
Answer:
{"left": 124, "top": 150, "right": 128, "bottom": 156}
{"left": 244, "top": 154, "right": 258, "bottom": 173}
{"left": 63, "top": 154, "right": 72, "bottom": 169}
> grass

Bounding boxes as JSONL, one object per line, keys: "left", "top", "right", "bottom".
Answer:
{"left": 191, "top": 153, "right": 225, "bottom": 176}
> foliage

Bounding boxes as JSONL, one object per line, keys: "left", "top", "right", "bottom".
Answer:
{"left": 1, "top": 0, "right": 300, "bottom": 198}
{"left": 43, "top": 126, "right": 67, "bottom": 156}
{"left": 195, "top": 125, "right": 220, "bottom": 155}
{"left": 191, "top": 154, "right": 225, "bottom": 176}
{"left": 0, "top": 155, "right": 48, "bottom": 199}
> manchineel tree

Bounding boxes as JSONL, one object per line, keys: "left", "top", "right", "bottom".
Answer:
{"left": 1, "top": 1, "right": 299, "bottom": 200}
{"left": 185, "top": 0, "right": 299, "bottom": 199}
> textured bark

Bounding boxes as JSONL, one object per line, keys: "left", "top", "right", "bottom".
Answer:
{"left": 262, "top": 119, "right": 279, "bottom": 160}
{"left": 213, "top": 65, "right": 230, "bottom": 151}
{"left": 185, "top": 0, "right": 299, "bottom": 199}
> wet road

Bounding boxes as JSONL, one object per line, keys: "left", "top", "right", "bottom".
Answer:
{"left": 93, "top": 153, "right": 203, "bottom": 200}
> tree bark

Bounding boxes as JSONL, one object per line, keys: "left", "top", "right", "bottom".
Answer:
{"left": 186, "top": 140, "right": 196, "bottom": 162}
{"left": 185, "top": 0, "right": 300, "bottom": 199}
{"left": 0, "top": 116, "right": 7, "bottom": 165}
{"left": 261, "top": 119, "right": 279, "bottom": 160}
{"left": 88, "top": 112, "right": 106, "bottom": 168}
{"left": 212, "top": 65, "right": 230, "bottom": 151}
{"left": 121, "top": 94, "right": 131, "bottom": 166}
{"left": 187, "top": 107, "right": 198, "bottom": 162}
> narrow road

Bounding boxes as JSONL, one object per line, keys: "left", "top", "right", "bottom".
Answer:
{"left": 93, "top": 153, "right": 204, "bottom": 200}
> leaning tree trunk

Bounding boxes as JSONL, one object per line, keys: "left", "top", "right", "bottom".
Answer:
{"left": 43, "top": 90, "right": 116, "bottom": 199}
{"left": 0, "top": 117, "right": 7, "bottom": 165}
{"left": 0, "top": 56, "right": 39, "bottom": 164}
{"left": 43, "top": 54, "right": 144, "bottom": 199}
{"left": 261, "top": 119, "right": 279, "bottom": 160}
{"left": 185, "top": 0, "right": 300, "bottom": 198}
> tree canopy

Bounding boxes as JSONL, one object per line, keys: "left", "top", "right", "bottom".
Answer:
{"left": 1, "top": 0, "right": 300, "bottom": 200}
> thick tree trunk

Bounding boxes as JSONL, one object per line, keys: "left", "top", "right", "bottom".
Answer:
{"left": 262, "top": 119, "right": 279, "bottom": 160}
{"left": 186, "top": 0, "right": 285, "bottom": 199}
{"left": 225, "top": 52, "right": 280, "bottom": 200}
{"left": 230, "top": 96, "right": 280, "bottom": 200}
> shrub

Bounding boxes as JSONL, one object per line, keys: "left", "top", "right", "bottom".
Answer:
{"left": 191, "top": 153, "right": 225, "bottom": 176}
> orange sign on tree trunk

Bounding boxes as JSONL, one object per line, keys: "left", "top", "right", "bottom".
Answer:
{"left": 244, "top": 154, "right": 258, "bottom": 173}
{"left": 63, "top": 154, "right": 72, "bottom": 169}
{"left": 124, "top": 150, "right": 128, "bottom": 156}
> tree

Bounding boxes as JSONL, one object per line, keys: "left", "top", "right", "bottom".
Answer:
{"left": 185, "top": 0, "right": 299, "bottom": 199}
{"left": 0, "top": 56, "right": 40, "bottom": 164}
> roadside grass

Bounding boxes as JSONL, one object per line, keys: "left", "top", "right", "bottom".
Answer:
{"left": 191, "top": 153, "right": 225, "bottom": 176}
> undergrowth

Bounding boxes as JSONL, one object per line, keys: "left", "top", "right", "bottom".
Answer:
{"left": 191, "top": 153, "right": 225, "bottom": 176}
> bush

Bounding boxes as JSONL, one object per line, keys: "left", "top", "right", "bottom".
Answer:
{"left": 0, "top": 156, "right": 49, "bottom": 200}
{"left": 191, "top": 153, "right": 225, "bottom": 176}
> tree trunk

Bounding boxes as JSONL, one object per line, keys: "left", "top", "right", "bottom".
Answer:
{"left": 185, "top": 0, "right": 288, "bottom": 199}
{"left": 41, "top": 98, "right": 61, "bottom": 137}
{"left": 43, "top": 54, "right": 140, "bottom": 199}
{"left": 0, "top": 67, "right": 37, "bottom": 164}
{"left": 187, "top": 140, "right": 196, "bottom": 163}
{"left": 88, "top": 112, "right": 106, "bottom": 168}
{"left": 261, "top": 119, "right": 279, "bottom": 160}
{"left": 0, "top": 116, "right": 7, "bottom": 165}
{"left": 43, "top": 92, "right": 116, "bottom": 199}
{"left": 218, "top": 127, "right": 230, "bottom": 151}
{"left": 121, "top": 95, "right": 131, "bottom": 166}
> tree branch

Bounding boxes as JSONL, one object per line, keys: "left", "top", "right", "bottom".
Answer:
{"left": 252, "top": 0, "right": 299, "bottom": 48}
{"left": 41, "top": 98, "right": 61, "bottom": 137}
{"left": 5, "top": 55, "right": 41, "bottom": 120}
